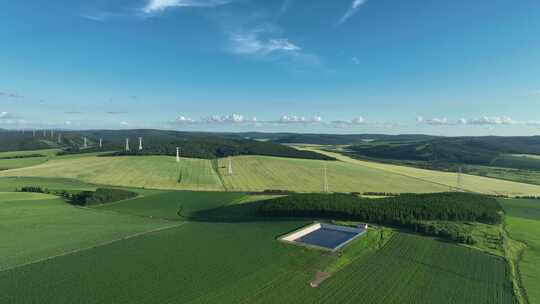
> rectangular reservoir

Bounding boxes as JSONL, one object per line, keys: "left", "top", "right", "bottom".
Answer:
{"left": 280, "top": 223, "right": 366, "bottom": 251}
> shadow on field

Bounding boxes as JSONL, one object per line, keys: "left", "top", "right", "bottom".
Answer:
{"left": 184, "top": 201, "right": 315, "bottom": 223}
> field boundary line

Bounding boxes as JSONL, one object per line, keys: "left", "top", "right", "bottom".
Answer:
{"left": 0, "top": 222, "right": 186, "bottom": 273}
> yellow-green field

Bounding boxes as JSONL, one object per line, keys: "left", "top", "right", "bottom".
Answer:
{"left": 2, "top": 150, "right": 540, "bottom": 195}
{"left": 300, "top": 148, "right": 540, "bottom": 196}
{"left": 218, "top": 155, "right": 448, "bottom": 193}
{"left": 0, "top": 156, "right": 224, "bottom": 191}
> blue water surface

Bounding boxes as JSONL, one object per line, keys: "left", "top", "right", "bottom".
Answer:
{"left": 295, "top": 228, "right": 363, "bottom": 250}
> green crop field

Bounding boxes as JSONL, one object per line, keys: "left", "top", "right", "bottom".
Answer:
{"left": 0, "top": 192, "right": 174, "bottom": 270}
{"left": 0, "top": 149, "right": 59, "bottom": 170}
{"left": 0, "top": 155, "right": 225, "bottom": 191}
{"left": 95, "top": 190, "right": 247, "bottom": 220}
{"left": 500, "top": 198, "right": 540, "bottom": 303}
{"left": 0, "top": 221, "right": 514, "bottom": 304}
{"left": 298, "top": 233, "right": 515, "bottom": 303}
{"left": 0, "top": 149, "right": 59, "bottom": 158}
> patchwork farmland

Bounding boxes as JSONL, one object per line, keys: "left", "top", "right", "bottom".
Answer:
{"left": 0, "top": 140, "right": 538, "bottom": 303}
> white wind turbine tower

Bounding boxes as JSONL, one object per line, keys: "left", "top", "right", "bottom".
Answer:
{"left": 57, "top": 133, "right": 62, "bottom": 144}
{"left": 50, "top": 129, "right": 54, "bottom": 138}
{"left": 228, "top": 156, "right": 233, "bottom": 175}
{"left": 125, "top": 138, "right": 130, "bottom": 151}
{"left": 43, "top": 129, "right": 46, "bottom": 137}
{"left": 139, "top": 137, "right": 143, "bottom": 151}
{"left": 176, "top": 147, "right": 180, "bottom": 162}
{"left": 32, "top": 129, "right": 36, "bottom": 137}
{"left": 99, "top": 138, "right": 103, "bottom": 149}
{"left": 83, "top": 137, "right": 88, "bottom": 148}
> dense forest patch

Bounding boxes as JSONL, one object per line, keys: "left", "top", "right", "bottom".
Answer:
{"left": 66, "top": 188, "right": 138, "bottom": 206}
{"left": 257, "top": 192, "right": 503, "bottom": 243}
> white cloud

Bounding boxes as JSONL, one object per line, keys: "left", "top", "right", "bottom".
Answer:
{"left": 142, "top": 0, "right": 231, "bottom": 14}
{"left": 0, "top": 92, "right": 23, "bottom": 98}
{"left": 424, "top": 117, "right": 449, "bottom": 125}
{"left": 465, "top": 116, "right": 515, "bottom": 125}
{"left": 201, "top": 113, "right": 246, "bottom": 123}
{"left": 0, "top": 112, "right": 13, "bottom": 119}
{"left": 120, "top": 121, "right": 129, "bottom": 126}
{"left": 338, "top": 0, "right": 368, "bottom": 25}
{"left": 229, "top": 32, "right": 301, "bottom": 57}
{"left": 417, "top": 116, "right": 452, "bottom": 125}
{"left": 418, "top": 116, "right": 538, "bottom": 127}
{"left": 174, "top": 116, "right": 195, "bottom": 124}
{"left": 351, "top": 116, "right": 365, "bottom": 124}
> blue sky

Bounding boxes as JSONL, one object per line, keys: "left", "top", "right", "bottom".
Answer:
{"left": 1, "top": 0, "right": 540, "bottom": 135}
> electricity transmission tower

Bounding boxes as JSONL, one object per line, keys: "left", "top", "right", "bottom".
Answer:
{"left": 323, "top": 163, "right": 329, "bottom": 193}
{"left": 456, "top": 167, "right": 463, "bottom": 191}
